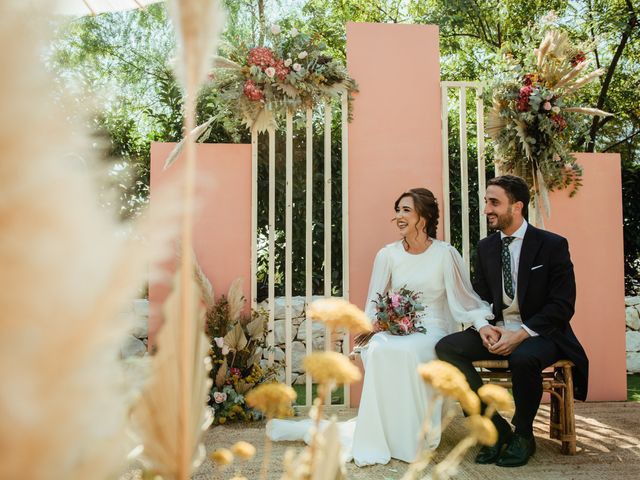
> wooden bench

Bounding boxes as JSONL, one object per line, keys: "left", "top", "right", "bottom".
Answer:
{"left": 472, "top": 359, "right": 577, "bottom": 455}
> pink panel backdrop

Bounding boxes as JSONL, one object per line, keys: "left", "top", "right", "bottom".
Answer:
{"left": 545, "top": 152, "right": 626, "bottom": 401}
{"left": 148, "top": 142, "right": 252, "bottom": 346}
{"left": 346, "top": 23, "right": 443, "bottom": 405}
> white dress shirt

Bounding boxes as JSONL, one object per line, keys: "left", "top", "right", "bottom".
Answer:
{"left": 499, "top": 220, "right": 538, "bottom": 337}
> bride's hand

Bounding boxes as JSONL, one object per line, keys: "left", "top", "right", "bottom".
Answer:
{"left": 478, "top": 325, "right": 501, "bottom": 349}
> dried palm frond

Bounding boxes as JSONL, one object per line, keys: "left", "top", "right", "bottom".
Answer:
{"left": 563, "top": 106, "right": 613, "bottom": 117}
{"left": 131, "top": 3, "right": 226, "bottom": 480}
{"left": 167, "top": 0, "right": 225, "bottom": 90}
{"left": 554, "top": 60, "right": 589, "bottom": 88}
{"left": 193, "top": 251, "right": 215, "bottom": 309}
{"left": 227, "top": 278, "right": 246, "bottom": 324}
{"left": 485, "top": 100, "right": 507, "bottom": 139}
{"left": 130, "top": 269, "right": 213, "bottom": 480}
{"left": 563, "top": 68, "right": 606, "bottom": 94}
{"left": 0, "top": 2, "right": 171, "bottom": 479}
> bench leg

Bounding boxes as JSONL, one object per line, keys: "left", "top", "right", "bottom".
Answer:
{"left": 561, "top": 365, "right": 577, "bottom": 455}
{"left": 548, "top": 388, "right": 562, "bottom": 441}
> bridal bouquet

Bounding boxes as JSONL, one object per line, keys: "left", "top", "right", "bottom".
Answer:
{"left": 355, "top": 287, "right": 426, "bottom": 346}
{"left": 372, "top": 287, "right": 426, "bottom": 335}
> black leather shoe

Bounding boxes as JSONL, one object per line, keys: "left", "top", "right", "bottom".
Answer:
{"left": 475, "top": 428, "right": 513, "bottom": 464}
{"left": 496, "top": 433, "right": 536, "bottom": 467}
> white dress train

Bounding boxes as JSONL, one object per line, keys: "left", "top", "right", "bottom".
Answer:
{"left": 267, "top": 240, "right": 493, "bottom": 466}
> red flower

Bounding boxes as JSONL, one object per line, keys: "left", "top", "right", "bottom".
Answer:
{"left": 243, "top": 80, "right": 264, "bottom": 101}
{"left": 571, "top": 51, "right": 586, "bottom": 67}
{"left": 517, "top": 86, "right": 533, "bottom": 112}
{"left": 523, "top": 73, "right": 534, "bottom": 86}
{"left": 274, "top": 59, "right": 290, "bottom": 81}
{"left": 247, "top": 47, "right": 276, "bottom": 70}
{"left": 230, "top": 367, "right": 242, "bottom": 377}
{"left": 551, "top": 114, "right": 567, "bottom": 131}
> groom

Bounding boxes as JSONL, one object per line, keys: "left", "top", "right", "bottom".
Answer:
{"left": 436, "top": 175, "right": 588, "bottom": 467}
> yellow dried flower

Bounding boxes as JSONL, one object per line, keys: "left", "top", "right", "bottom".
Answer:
{"left": 466, "top": 415, "right": 498, "bottom": 446}
{"left": 229, "top": 476, "right": 248, "bottom": 480}
{"left": 478, "top": 384, "right": 514, "bottom": 413}
{"left": 417, "top": 360, "right": 471, "bottom": 399}
{"left": 209, "top": 448, "right": 234, "bottom": 466}
{"left": 307, "top": 298, "right": 372, "bottom": 333}
{"left": 303, "top": 351, "right": 362, "bottom": 385}
{"left": 245, "top": 383, "right": 296, "bottom": 418}
{"left": 231, "top": 441, "right": 256, "bottom": 460}
{"left": 459, "top": 389, "right": 481, "bottom": 416}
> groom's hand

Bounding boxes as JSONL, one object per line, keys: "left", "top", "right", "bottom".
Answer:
{"left": 488, "top": 327, "right": 529, "bottom": 356}
{"left": 478, "top": 325, "right": 501, "bottom": 349}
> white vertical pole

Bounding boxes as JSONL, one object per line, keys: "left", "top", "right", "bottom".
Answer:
{"left": 441, "top": 85, "right": 450, "bottom": 243}
{"left": 476, "top": 86, "right": 487, "bottom": 239}
{"left": 250, "top": 128, "right": 258, "bottom": 310}
{"left": 267, "top": 127, "right": 276, "bottom": 366}
{"left": 459, "top": 87, "right": 470, "bottom": 272}
{"left": 341, "top": 91, "right": 350, "bottom": 407}
{"left": 305, "top": 107, "right": 313, "bottom": 406}
{"left": 323, "top": 100, "right": 332, "bottom": 406}
{"left": 285, "top": 112, "right": 293, "bottom": 387}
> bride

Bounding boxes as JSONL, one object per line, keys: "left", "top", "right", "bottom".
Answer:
{"left": 268, "top": 188, "right": 493, "bottom": 466}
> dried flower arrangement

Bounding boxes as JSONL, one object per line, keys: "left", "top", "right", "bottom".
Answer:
{"left": 487, "top": 15, "right": 612, "bottom": 219}
{"left": 202, "top": 277, "right": 284, "bottom": 425}
{"left": 206, "top": 24, "right": 358, "bottom": 132}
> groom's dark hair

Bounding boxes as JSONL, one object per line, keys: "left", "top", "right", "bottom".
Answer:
{"left": 488, "top": 175, "right": 530, "bottom": 216}
{"left": 394, "top": 188, "right": 439, "bottom": 238}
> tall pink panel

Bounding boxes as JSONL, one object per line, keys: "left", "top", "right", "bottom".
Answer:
{"left": 148, "top": 142, "right": 252, "bottom": 346}
{"left": 545, "top": 153, "right": 626, "bottom": 400}
{"left": 347, "top": 23, "right": 442, "bottom": 406}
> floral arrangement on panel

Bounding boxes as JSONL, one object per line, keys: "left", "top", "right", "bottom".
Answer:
{"left": 487, "top": 15, "right": 612, "bottom": 219}
{"left": 205, "top": 24, "right": 357, "bottom": 131}
{"left": 204, "top": 279, "right": 284, "bottom": 425}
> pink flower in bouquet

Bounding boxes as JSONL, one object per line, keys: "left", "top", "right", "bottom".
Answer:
{"left": 214, "top": 337, "right": 225, "bottom": 348}
{"left": 230, "top": 367, "right": 242, "bottom": 377}
{"left": 398, "top": 316, "right": 413, "bottom": 334}
{"left": 243, "top": 80, "right": 264, "bottom": 101}
{"left": 390, "top": 293, "right": 401, "bottom": 308}
{"left": 221, "top": 344, "right": 230, "bottom": 356}
{"left": 213, "top": 391, "right": 227, "bottom": 404}
{"left": 247, "top": 46, "right": 275, "bottom": 70}
{"left": 543, "top": 101, "right": 552, "bottom": 111}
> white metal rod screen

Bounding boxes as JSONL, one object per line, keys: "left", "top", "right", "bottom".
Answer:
{"left": 249, "top": 93, "right": 350, "bottom": 407}
{"left": 441, "top": 81, "right": 487, "bottom": 272}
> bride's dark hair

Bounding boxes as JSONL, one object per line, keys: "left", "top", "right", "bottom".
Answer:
{"left": 394, "top": 188, "right": 439, "bottom": 238}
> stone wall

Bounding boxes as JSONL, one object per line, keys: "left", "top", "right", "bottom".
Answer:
{"left": 258, "top": 296, "right": 345, "bottom": 384}
{"left": 626, "top": 296, "right": 640, "bottom": 373}
{"left": 120, "top": 299, "right": 149, "bottom": 358}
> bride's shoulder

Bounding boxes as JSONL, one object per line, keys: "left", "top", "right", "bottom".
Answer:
{"left": 430, "top": 239, "right": 461, "bottom": 256}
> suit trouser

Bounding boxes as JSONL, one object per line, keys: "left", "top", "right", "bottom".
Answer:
{"left": 435, "top": 328, "right": 560, "bottom": 436}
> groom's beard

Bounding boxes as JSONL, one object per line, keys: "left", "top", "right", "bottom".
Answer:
{"left": 488, "top": 207, "right": 514, "bottom": 232}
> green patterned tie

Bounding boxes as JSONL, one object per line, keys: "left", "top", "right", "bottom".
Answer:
{"left": 502, "top": 236, "right": 516, "bottom": 298}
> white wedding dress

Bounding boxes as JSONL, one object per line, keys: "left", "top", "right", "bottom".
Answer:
{"left": 268, "top": 240, "right": 492, "bottom": 466}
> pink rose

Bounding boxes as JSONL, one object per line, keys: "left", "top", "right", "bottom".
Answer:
{"left": 543, "top": 101, "right": 552, "bottom": 111}
{"left": 390, "top": 293, "right": 401, "bottom": 308}
{"left": 265, "top": 67, "right": 276, "bottom": 78}
{"left": 213, "top": 391, "right": 227, "bottom": 404}
{"left": 398, "top": 317, "right": 412, "bottom": 334}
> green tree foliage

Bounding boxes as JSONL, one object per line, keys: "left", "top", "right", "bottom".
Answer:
{"left": 50, "top": 0, "right": 640, "bottom": 292}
